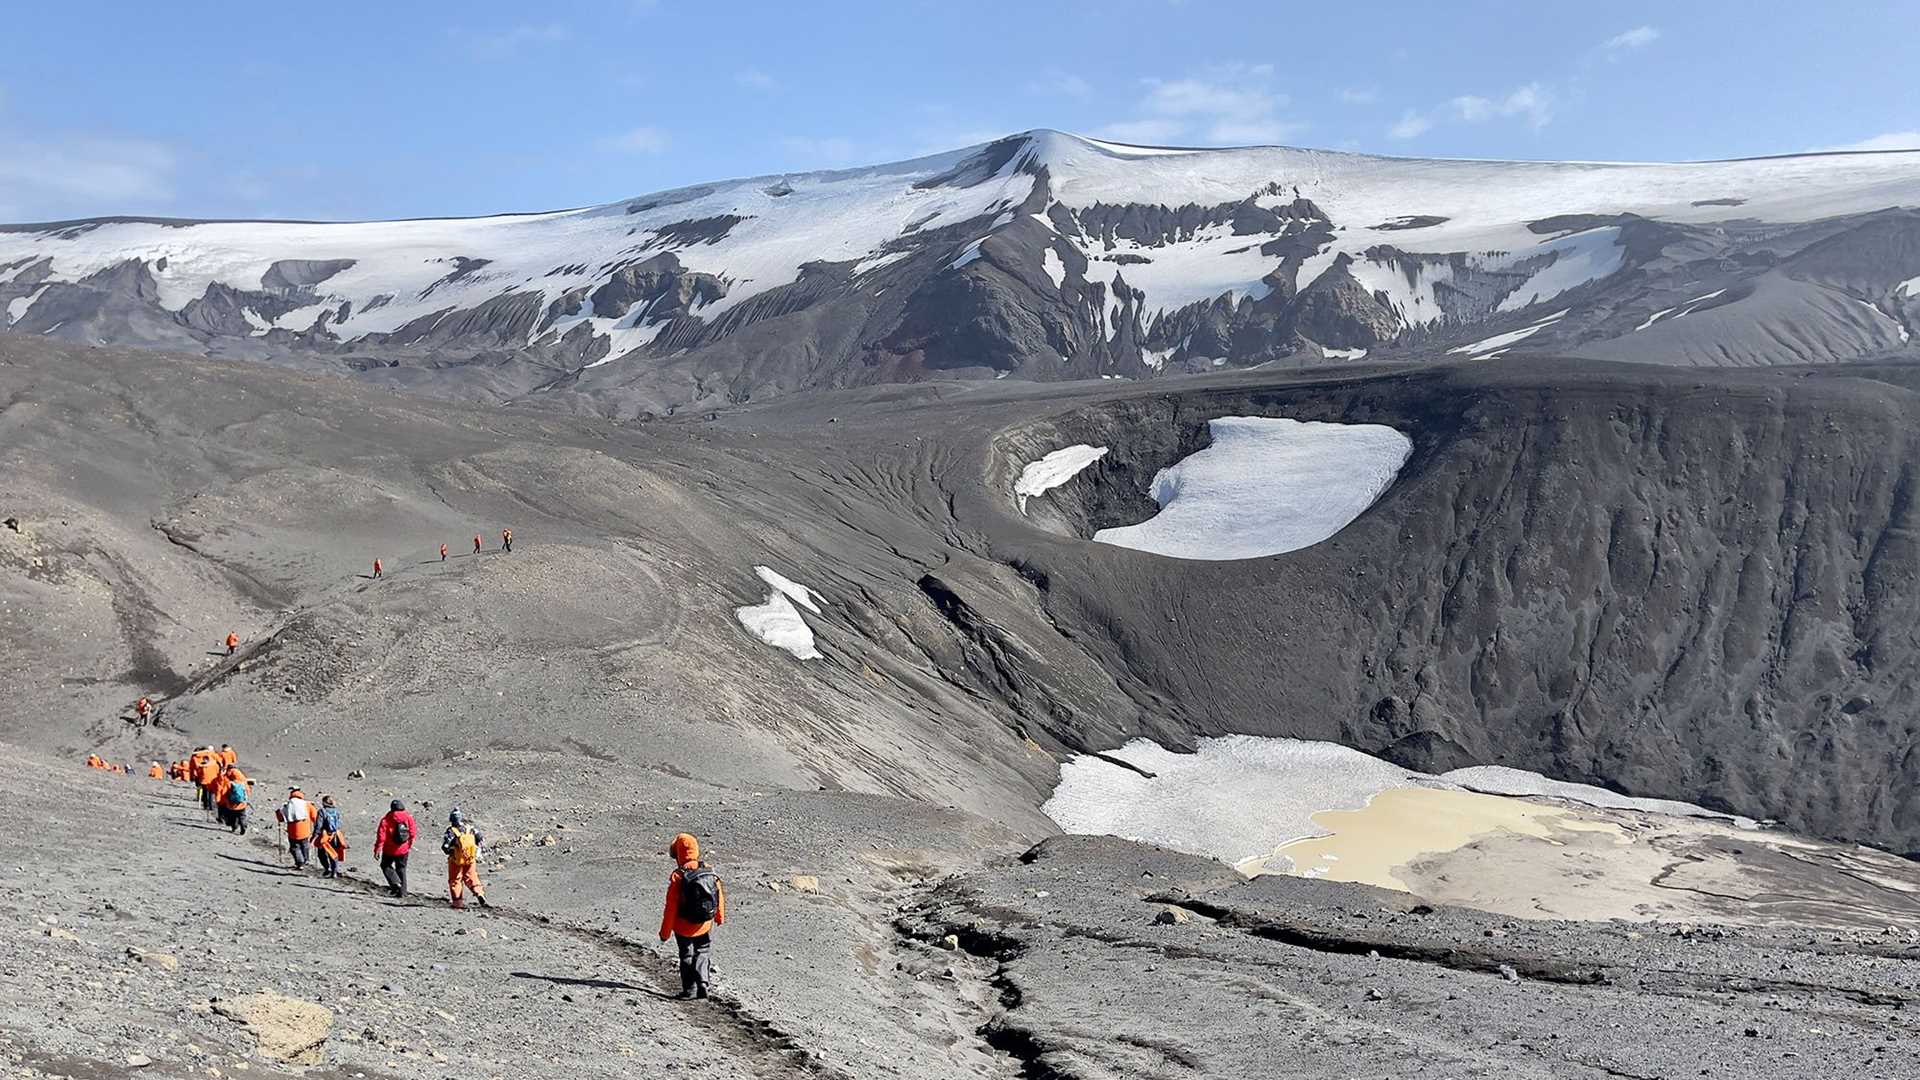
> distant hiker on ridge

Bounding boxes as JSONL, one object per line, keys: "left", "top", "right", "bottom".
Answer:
{"left": 659, "top": 832, "right": 726, "bottom": 1000}
{"left": 440, "top": 542, "right": 448, "bottom": 562}
{"left": 148, "top": 762, "right": 164, "bottom": 779}
{"left": 473, "top": 534, "right": 483, "bottom": 555}
{"left": 501, "top": 528, "right": 512, "bottom": 553}
{"left": 225, "top": 631, "right": 239, "bottom": 656}
{"left": 376, "top": 799, "right": 418, "bottom": 898}
{"left": 135, "top": 696, "right": 152, "bottom": 725}
{"left": 219, "top": 744, "right": 237, "bottom": 768}
{"left": 442, "top": 809, "right": 488, "bottom": 910}
{"left": 279, "top": 787, "right": 316, "bottom": 870}
{"left": 372, "top": 558, "right": 383, "bottom": 580}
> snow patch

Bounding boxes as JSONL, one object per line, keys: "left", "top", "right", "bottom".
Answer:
{"left": 734, "top": 565, "right": 822, "bottom": 660}
{"left": 1041, "top": 247, "right": 1066, "bottom": 288}
{"left": 1092, "top": 417, "right": 1410, "bottom": 560}
{"left": 1493, "top": 227, "right": 1625, "bottom": 312}
{"left": 1014, "top": 445, "right": 1109, "bottom": 512}
{"left": 5, "top": 285, "right": 48, "bottom": 325}
{"left": 1321, "top": 346, "right": 1368, "bottom": 360}
{"left": 1044, "top": 735, "right": 1753, "bottom": 873}
{"left": 1448, "top": 309, "right": 1569, "bottom": 356}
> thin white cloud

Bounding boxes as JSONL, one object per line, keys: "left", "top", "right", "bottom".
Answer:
{"left": 1028, "top": 70, "right": 1092, "bottom": 99}
{"left": 1339, "top": 87, "right": 1378, "bottom": 105}
{"left": 1602, "top": 25, "right": 1660, "bottom": 55}
{"left": 1392, "top": 82, "right": 1553, "bottom": 139}
{"left": 1387, "top": 110, "right": 1433, "bottom": 140}
{"left": 0, "top": 133, "right": 178, "bottom": 220}
{"left": 1449, "top": 84, "right": 1552, "bottom": 128}
{"left": 1100, "top": 62, "right": 1300, "bottom": 147}
{"left": 1090, "top": 118, "right": 1187, "bottom": 145}
{"left": 454, "top": 23, "right": 571, "bottom": 59}
{"left": 777, "top": 135, "right": 862, "bottom": 168}
{"left": 1814, "top": 131, "right": 1920, "bottom": 153}
{"left": 735, "top": 68, "right": 777, "bottom": 91}
{"left": 596, "top": 126, "right": 670, "bottom": 154}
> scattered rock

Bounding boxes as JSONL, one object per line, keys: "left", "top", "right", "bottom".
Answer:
{"left": 1498, "top": 964, "right": 1520, "bottom": 983}
{"left": 44, "top": 926, "right": 80, "bottom": 943}
{"left": 938, "top": 934, "right": 960, "bottom": 951}
{"left": 126, "top": 946, "right": 180, "bottom": 972}
{"left": 788, "top": 875, "right": 820, "bottom": 893}
{"left": 126, "top": 1052, "right": 152, "bottom": 1068}
{"left": 212, "top": 992, "right": 333, "bottom": 1064}
{"left": 347, "top": 769, "right": 366, "bottom": 779}
{"left": 1366, "top": 988, "right": 1385, "bottom": 1001}
{"left": 1153, "top": 907, "right": 1192, "bottom": 926}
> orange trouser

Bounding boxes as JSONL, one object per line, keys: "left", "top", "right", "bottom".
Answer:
{"left": 448, "top": 860, "right": 483, "bottom": 901}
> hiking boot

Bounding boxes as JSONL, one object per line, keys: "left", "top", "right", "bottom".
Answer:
{"left": 451, "top": 898, "right": 466, "bottom": 911}
{"left": 475, "top": 893, "right": 489, "bottom": 908}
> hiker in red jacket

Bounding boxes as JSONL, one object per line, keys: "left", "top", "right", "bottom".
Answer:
{"left": 372, "top": 558, "right": 383, "bottom": 579}
{"left": 374, "top": 799, "right": 418, "bottom": 898}
{"left": 473, "top": 534, "right": 482, "bottom": 555}
{"left": 439, "top": 543, "right": 448, "bottom": 562}
{"left": 659, "top": 832, "right": 726, "bottom": 1000}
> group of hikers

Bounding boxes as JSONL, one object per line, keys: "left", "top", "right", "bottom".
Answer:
{"left": 376, "top": 528, "right": 513, "bottom": 580}
{"left": 87, "top": 738, "right": 728, "bottom": 997}
{"left": 129, "top": 529, "right": 520, "bottom": 728}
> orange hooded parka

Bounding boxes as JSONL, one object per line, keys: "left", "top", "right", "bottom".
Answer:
{"left": 659, "top": 832, "right": 726, "bottom": 940}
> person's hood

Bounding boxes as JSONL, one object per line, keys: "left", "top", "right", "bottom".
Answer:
{"left": 227, "top": 770, "right": 247, "bottom": 783}
{"left": 670, "top": 832, "right": 700, "bottom": 866}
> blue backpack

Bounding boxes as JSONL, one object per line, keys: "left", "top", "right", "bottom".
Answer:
{"left": 227, "top": 782, "right": 248, "bottom": 807}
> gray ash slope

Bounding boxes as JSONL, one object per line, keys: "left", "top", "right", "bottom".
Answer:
{"left": 5, "top": 335, "right": 1920, "bottom": 857}
{"left": 8, "top": 337, "right": 1920, "bottom": 1077}
{"left": 3, "top": 131, "right": 1919, "bottom": 418}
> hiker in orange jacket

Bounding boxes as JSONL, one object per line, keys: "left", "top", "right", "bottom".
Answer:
{"left": 212, "top": 767, "right": 234, "bottom": 822}
{"left": 473, "top": 534, "right": 483, "bottom": 554}
{"left": 190, "top": 748, "right": 221, "bottom": 812}
{"left": 314, "top": 795, "right": 347, "bottom": 879}
{"left": 659, "top": 832, "right": 726, "bottom": 999}
{"left": 220, "top": 768, "right": 251, "bottom": 834}
{"left": 85, "top": 753, "right": 105, "bottom": 770}
{"left": 225, "top": 632, "right": 239, "bottom": 656}
{"left": 442, "top": 809, "right": 488, "bottom": 910}
{"left": 148, "top": 762, "right": 164, "bottom": 779}
{"left": 218, "top": 744, "right": 237, "bottom": 768}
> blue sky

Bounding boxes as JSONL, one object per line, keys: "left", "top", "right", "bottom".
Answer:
{"left": 2, "top": 1, "right": 1913, "bottom": 221}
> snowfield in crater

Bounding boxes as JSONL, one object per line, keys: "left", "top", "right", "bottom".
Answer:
{"left": 1013, "top": 444, "right": 1108, "bottom": 512}
{"left": 735, "top": 565, "right": 823, "bottom": 660}
{"left": 1093, "top": 417, "right": 1411, "bottom": 560}
{"left": 1043, "top": 734, "right": 1751, "bottom": 872}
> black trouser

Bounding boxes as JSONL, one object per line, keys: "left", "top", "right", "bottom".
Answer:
{"left": 289, "top": 838, "right": 312, "bottom": 869}
{"left": 675, "top": 933, "right": 712, "bottom": 996}
{"left": 200, "top": 787, "right": 214, "bottom": 811}
{"left": 381, "top": 853, "right": 409, "bottom": 895}
{"left": 231, "top": 808, "right": 247, "bottom": 835}
{"left": 317, "top": 837, "right": 339, "bottom": 877}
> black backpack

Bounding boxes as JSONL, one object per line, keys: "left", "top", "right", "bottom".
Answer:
{"left": 390, "top": 817, "right": 412, "bottom": 848}
{"left": 678, "top": 865, "right": 720, "bottom": 922}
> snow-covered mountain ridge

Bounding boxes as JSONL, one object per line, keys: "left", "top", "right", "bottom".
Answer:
{"left": 4, "top": 129, "right": 1918, "bottom": 415}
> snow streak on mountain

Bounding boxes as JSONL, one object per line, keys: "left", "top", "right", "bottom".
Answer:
{"left": 3, "top": 130, "right": 1918, "bottom": 415}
